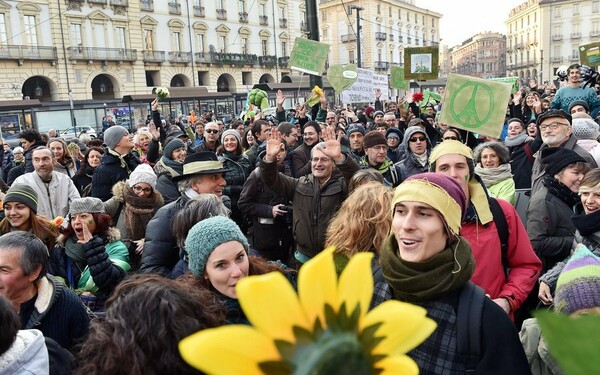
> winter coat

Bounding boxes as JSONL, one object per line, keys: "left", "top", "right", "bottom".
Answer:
{"left": 259, "top": 155, "right": 359, "bottom": 259}
{"left": 47, "top": 228, "right": 130, "bottom": 300}
{"left": 359, "top": 156, "right": 403, "bottom": 187}
{"left": 20, "top": 275, "right": 90, "bottom": 350}
{"left": 91, "top": 151, "right": 140, "bottom": 201}
{"left": 291, "top": 142, "right": 315, "bottom": 178}
{"left": 53, "top": 160, "right": 77, "bottom": 178}
{"left": 1, "top": 150, "right": 13, "bottom": 181}
{"left": 575, "top": 139, "right": 600, "bottom": 166}
{"left": 508, "top": 142, "right": 534, "bottom": 189}
{"left": 13, "top": 171, "right": 81, "bottom": 219}
{"left": 487, "top": 178, "right": 517, "bottom": 205}
{"left": 71, "top": 166, "right": 95, "bottom": 196}
{"left": 527, "top": 184, "right": 576, "bottom": 273}
{"left": 140, "top": 194, "right": 190, "bottom": 276}
{"left": 244, "top": 141, "right": 261, "bottom": 168}
{"left": 0, "top": 329, "right": 48, "bottom": 375}
{"left": 220, "top": 153, "right": 251, "bottom": 215}
{"left": 395, "top": 152, "right": 429, "bottom": 181}
{"left": 462, "top": 198, "right": 542, "bottom": 312}
{"left": 519, "top": 318, "right": 565, "bottom": 375}
{"left": 531, "top": 136, "right": 598, "bottom": 195}
{"left": 103, "top": 181, "right": 164, "bottom": 244}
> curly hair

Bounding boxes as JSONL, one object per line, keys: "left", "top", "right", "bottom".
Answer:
{"left": 473, "top": 141, "right": 510, "bottom": 165}
{"left": 76, "top": 274, "right": 223, "bottom": 375}
{"left": 325, "top": 182, "right": 392, "bottom": 257}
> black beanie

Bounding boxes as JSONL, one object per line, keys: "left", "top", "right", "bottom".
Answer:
{"left": 541, "top": 147, "right": 586, "bottom": 177}
{"left": 363, "top": 131, "right": 387, "bottom": 149}
{"left": 4, "top": 184, "right": 38, "bottom": 213}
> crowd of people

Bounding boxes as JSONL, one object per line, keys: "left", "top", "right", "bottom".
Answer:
{"left": 0, "top": 63, "right": 599, "bottom": 374}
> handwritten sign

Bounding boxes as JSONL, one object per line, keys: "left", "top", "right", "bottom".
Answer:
{"left": 288, "top": 38, "right": 330, "bottom": 76}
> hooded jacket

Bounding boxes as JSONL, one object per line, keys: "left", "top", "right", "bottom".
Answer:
{"left": 395, "top": 126, "right": 432, "bottom": 180}
{"left": 0, "top": 329, "right": 48, "bottom": 375}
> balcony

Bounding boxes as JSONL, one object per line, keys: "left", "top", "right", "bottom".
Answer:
{"left": 389, "top": 34, "right": 394, "bottom": 41}
{"left": 142, "top": 50, "right": 165, "bottom": 63}
{"left": 194, "top": 6, "right": 205, "bottom": 17}
{"left": 168, "top": 2, "right": 181, "bottom": 15}
{"left": 375, "top": 32, "right": 387, "bottom": 41}
{"left": 210, "top": 52, "right": 258, "bottom": 66}
{"left": 239, "top": 12, "right": 248, "bottom": 23}
{"left": 399, "top": 36, "right": 403, "bottom": 43}
{"left": 259, "top": 55, "right": 277, "bottom": 67}
{"left": 551, "top": 35, "right": 562, "bottom": 41}
{"left": 515, "top": 42, "right": 523, "bottom": 49}
{"left": 374, "top": 61, "right": 389, "bottom": 70}
{"left": 591, "top": 30, "right": 600, "bottom": 37}
{"left": 571, "top": 54, "right": 580, "bottom": 61}
{"left": 278, "top": 56, "right": 289, "bottom": 67}
{"left": 300, "top": 21, "right": 308, "bottom": 32}
{"left": 551, "top": 56, "right": 563, "bottom": 62}
{"left": 259, "top": 15, "right": 268, "bottom": 25}
{"left": 88, "top": 0, "right": 107, "bottom": 4}
{"left": 415, "top": 38, "right": 420, "bottom": 45}
{"left": 195, "top": 52, "right": 215, "bottom": 64}
{"left": 110, "top": 0, "right": 128, "bottom": 6}
{"left": 279, "top": 18, "right": 287, "bottom": 28}
{"left": 0, "top": 45, "right": 57, "bottom": 65}
{"left": 217, "top": 9, "right": 227, "bottom": 20}
{"left": 67, "top": 46, "right": 137, "bottom": 62}
{"left": 168, "top": 51, "right": 192, "bottom": 64}
{"left": 341, "top": 34, "right": 356, "bottom": 42}
{"left": 140, "top": 0, "right": 153, "bottom": 11}
{"left": 570, "top": 32, "right": 581, "bottom": 39}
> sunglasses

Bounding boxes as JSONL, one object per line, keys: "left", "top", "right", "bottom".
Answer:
{"left": 443, "top": 136, "right": 458, "bottom": 141}
{"left": 205, "top": 129, "right": 219, "bottom": 134}
{"left": 409, "top": 136, "right": 426, "bottom": 143}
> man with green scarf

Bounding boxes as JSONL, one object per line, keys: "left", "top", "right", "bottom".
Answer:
{"left": 359, "top": 131, "right": 403, "bottom": 187}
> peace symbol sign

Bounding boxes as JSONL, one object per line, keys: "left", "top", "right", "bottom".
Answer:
{"left": 449, "top": 82, "right": 494, "bottom": 128}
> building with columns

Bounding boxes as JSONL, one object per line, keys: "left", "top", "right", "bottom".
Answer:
{"left": 449, "top": 32, "right": 506, "bottom": 79}
{"left": 506, "top": 0, "right": 600, "bottom": 83}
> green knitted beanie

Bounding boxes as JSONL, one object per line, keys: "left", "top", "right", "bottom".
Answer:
{"left": 186, "top": 216, "right": 249, "bottom": 277}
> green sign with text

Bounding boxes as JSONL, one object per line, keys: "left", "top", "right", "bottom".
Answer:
{"left": 288, "top": 38, "right": 330, "bottom": 76}
{"left": 390, "top": 66, "right": 410, "bottom": 90}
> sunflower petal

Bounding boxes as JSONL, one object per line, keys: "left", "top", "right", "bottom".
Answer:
{"left": 376, "top": 355, "right": 419, "bottom": 375}
{"left": 363, "top": 300, "right": 437, "bottom": 356}
{"left": 237, "top": 271, "right": 308, "bottom": 342}
{"left": 338, "top": 252, "right": 374, "bottom": 319}
{"left": 179, "top": 325, "right": 280, "bottom": 375}
{"left": 298, "top": 247, "right": 338, "bottom": 327}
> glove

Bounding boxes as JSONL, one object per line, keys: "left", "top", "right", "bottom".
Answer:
{"left": 580, "top": 65, "right": 599, "bottom": 88}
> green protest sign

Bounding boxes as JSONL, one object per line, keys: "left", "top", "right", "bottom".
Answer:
{"left": 327, "top": 64, "right": 358, "bottom": 92}
{"left": 488, "top": 77, "right": 519, "bottom": 93}
{"left": 579, "top": 42, "right": 600, "bottom": 67}
{"left": 439, "top": 73, "right": 512, "bottom": 138}
{"left": 288, "top": 38, "right": 330, "bottom": 76}
{"left": 390, "top": 66, "right": 409, "bottom": 90}
{"left": 403, "top": 46, "right": 439, "bottom": 80}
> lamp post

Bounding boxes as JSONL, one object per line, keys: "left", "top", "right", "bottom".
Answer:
{"left": 349, "top": 6, "right": 364, "bottom": 68}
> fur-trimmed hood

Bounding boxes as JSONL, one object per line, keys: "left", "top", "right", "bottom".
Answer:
{"left": 110, "top": 180, "right": 164, "bottom": 207}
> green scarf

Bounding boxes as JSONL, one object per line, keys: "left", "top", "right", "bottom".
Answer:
{"left": 379, "top": 234, "right": 475, "bottom": 302}
{"left": 64, "top": 237, "right": 87, "bottom": 264}
{"left": 359, "top": 156, "right": 394, "bottom": 174}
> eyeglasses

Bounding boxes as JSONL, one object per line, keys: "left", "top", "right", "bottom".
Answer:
{"left": 205, "top": 129, "right": 219, "bottom": 134}
{"left": 409, "top": 136, "right": 427, "bottom": 143}
{"left": 133, "top": 185, "right": 153, "bottom": 194}
{"left": 370, "top": 145, "right": 389, "bottom": 151}
{"left": 539, "top": 122, "right": 569, "bottom": 131}
{"left": 311, "top": 157, "right": 332, "bottom": 163}
{"left": 443, "top": 136, "right": 458, "bottom": 141}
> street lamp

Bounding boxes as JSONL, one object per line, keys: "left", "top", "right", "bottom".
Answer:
{"left": 349, "top": 6, "right": 364, "bottom": 68}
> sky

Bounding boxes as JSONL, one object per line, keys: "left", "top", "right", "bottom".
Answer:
{"left": 414, "top": 0, "right": 526, "bottom": 47}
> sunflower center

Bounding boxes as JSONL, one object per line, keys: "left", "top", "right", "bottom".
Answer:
{"left": 293, "top": 330, "right": 373, "bottom": 375}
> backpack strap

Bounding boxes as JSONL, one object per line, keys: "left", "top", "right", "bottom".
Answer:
{"left": 489, "top": 197, "right": 510, "bottom": 278}
{"left": 456, "top": 281, "right": 486, "bottom": 374}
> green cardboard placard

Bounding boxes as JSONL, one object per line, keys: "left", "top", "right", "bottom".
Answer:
{"left": 327, "top": 64, "right": 358, "bottom": 92}
{"left": 288, "top": 38, "right": 330, "bottom": 76}
{"left": 439, "top": 73, "right": 512, "bottom": 138}
{"left": 579, "top": 42, "right": 600, "bottom": 67}
{"left": 488, "top": 77, "right": 519, "bottom": 93}
{"left": 403, "top": 46, "right": 439, "bottom": 80}
{"left": 390, "top": 66, "right": 410, "bottom": 90}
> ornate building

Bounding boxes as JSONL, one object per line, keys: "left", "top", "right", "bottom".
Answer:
{"left": 449, "top": 32, "right": 507, "bottom": 79}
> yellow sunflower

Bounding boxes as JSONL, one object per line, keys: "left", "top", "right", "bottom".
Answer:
{"left": 179, "top": 247, "right": 437, "bottom": 375}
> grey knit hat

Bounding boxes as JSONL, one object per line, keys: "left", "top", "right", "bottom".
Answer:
{"left": 69, "top": 197, "right": 105, "bottom": 216}
{"left": 220, "top": 129, "right": 242, "bottom": 145}
{"left": 186, "top": 216, "right": 249, "bottom": 277}
{"left": 103, "top": 125, "right": 128, "bottom": 150}
{"left": 128, "top": 164, "right": 157, "bottom": 189}
{"left": 572, "top": 115, "right": 600, "bottom": 140}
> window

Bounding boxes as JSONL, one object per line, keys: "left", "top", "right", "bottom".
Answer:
{"left": 389, "top": 7, "right": 392, "bottom": 17}
{"left": 573, "top": 3, "right": 579, "bottom": 15}
{"left": 281, "top": 41, "right": 287, "bottom": 56}
{"left": 377, "top": 4, "right": 380, "bottom": 14}
{"left": 259, "top": 4, "right": 266, "bottom": 16}
{"left": 349, "top": 50, "right": 354, "bottom": 64}
{"left": 322, "top": 28, "right": 328, "bottom": 38}
{"left": 219, "top": 35, "right": 227, "bottom": 52}
{"left": 0, "top": 14, "right": 7, "bottom": 47}
{"left": 196, "top": 33, "right": 205, "bottom": 52}
{"left": 432, "top": 18, "right": 435, "bottom": 28}
{"left": 377, "top": 48, "right": 382, "bottom": 61}
{"left": 238, "top": 0, "right": 245, "bottom": 13}
{"left": 593, "top": 21, "right": 600, "bottom": 33}
{"left": 398, "top": 9, "right": 401, "bottom": 19}
{"left": 172, "top": 31, "right": 181, "bottom": 51}
{"left": 414, "top": 14, "right": 417, "bottom": 23}
{"left": 553, "top": 45, "right": 560, "bottom": 57}
{"left": 217, "top": 0, "right": 225, "bottom": 9}
{"left": 422, "top": 15, "right": 425, "bottom": 24}
{"left": 554, "top": 6, "right": 561, "bottom": 18}
{"left": 194, "top": 0, "right": 202, "bottom": 6}
{"left": 261, "top": 39, "right": 268, "bottom": 55}
{"left": 406, "top": 12, "right": 409, "bottom": 21}
{"left": 116, "top": 27, "right": 126, "bottom": 49}
{"left": 572, "top": 46, "right": 578, "bottom": 58}
{"left": 280, "top": 6, "right": 285, "bottom": 19}
{"left": 553, "top": 25, "right": 561, "bottom": 36}
{"left": 70, "top": 23, "right": 82, "bottom": 47}
{"left": 593, "top": 1, "right": 599, "bottom": 13}
{"left": 24, "top": 15, "right": 38, "bottom": 45}
{"left": 241, "top": 37, "right": 248, "bottom": 54}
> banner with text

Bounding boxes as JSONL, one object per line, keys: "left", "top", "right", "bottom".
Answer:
{"left": 340, "top": 69, "right": 389, "bottom": 104}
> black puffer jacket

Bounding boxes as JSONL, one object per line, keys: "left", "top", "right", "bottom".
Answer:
{"left": 91, "top": 151, "right": 140, "bottom": 201}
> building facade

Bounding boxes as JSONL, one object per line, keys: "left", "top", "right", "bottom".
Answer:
{"left": 449, "top": 32, "right": 506, "bottom": 79}
{"left": 0, "top": 0, "right": 304, "bottom": 104}
{"left": 506, "top": 0, "right": 600, "bottom": 83}
{"left": 318, "top": 0, "right": 441, "bottom": 75}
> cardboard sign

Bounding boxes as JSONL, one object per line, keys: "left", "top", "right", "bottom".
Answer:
{"left": 579, "top": 42, "right": 600, "bottom": 67}
{"left": 372, "top": 73, "right": 389, "bottom": 101}
{"left": 288, "top": 38, "right": 330, "bottom": 76}
{"left": 439, "top": 74, "right": 512, "bottom": 138}
{"left": 488, "top": 77, "right": 519, "bottom": 93}
{"left": 327, "top": 64, "right": 358, "bottom": 92}
{"left": 390, "top": 66, "right": 410, "bottom": 90}
{"left": 403, "top": 46, "right": 439, "bottom": 80}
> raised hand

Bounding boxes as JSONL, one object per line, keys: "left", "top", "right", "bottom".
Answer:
{"left": 298, "top": 104, "right": 307, "bottom": 118}
{"left": 151, "top": 98, "right": 159, "bottom": 111}
{"left": 315, "top": 127, "right": 343, "bottom": 163}
{"left": 276, "top": 89, "right": 286, "bottom": 110}
{"left": 264, "top": 128, "right": 285, "bottom": 163}
{"left": 78, "top": 221, "right": 94, "bottom": 244}
{"left": 149, "top": 123, "right": 160, "bottom": 140}
{"left": 512, "top": 90, "right": 522, "bottom": 105}
{"left": 375, "top": 88, "right": 382, "bottom": 100}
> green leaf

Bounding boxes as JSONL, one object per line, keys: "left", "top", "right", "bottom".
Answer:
{"left": 535, "top": 311, "right": 600, "bottom": 375}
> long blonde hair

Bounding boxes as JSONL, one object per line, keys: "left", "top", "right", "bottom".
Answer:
{"left": 325, "top": 182, "right": 392, "bottom": 257}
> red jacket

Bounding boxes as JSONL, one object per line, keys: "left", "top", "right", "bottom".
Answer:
{"left": 461, "top": 198, "right": 542, "bottom": 312}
